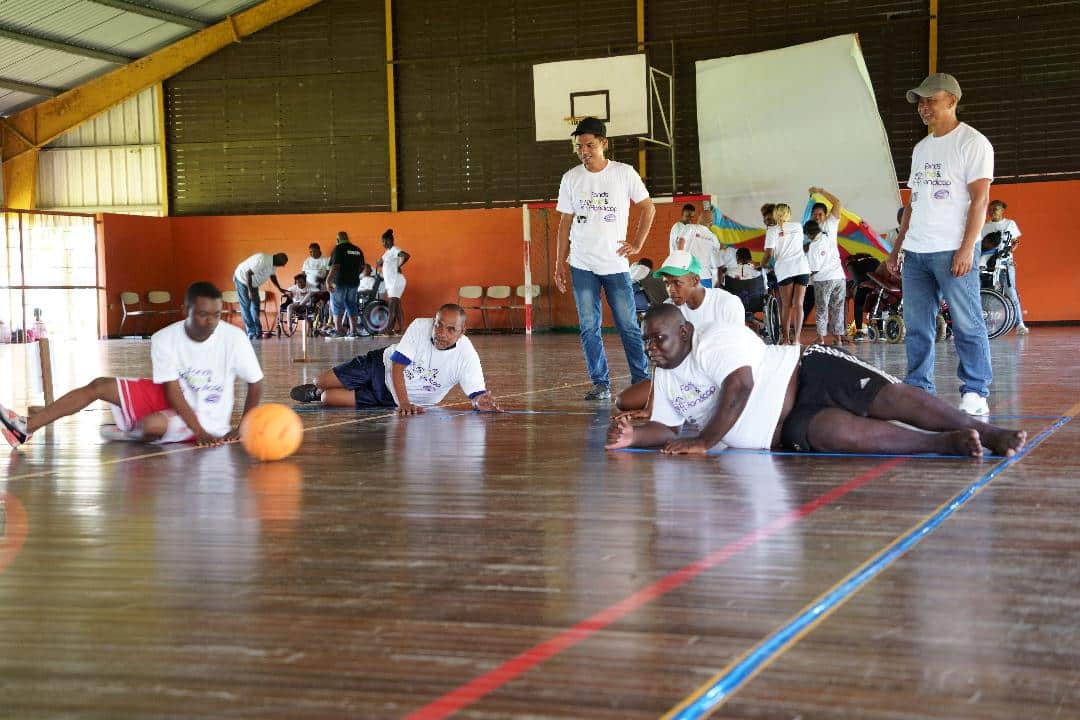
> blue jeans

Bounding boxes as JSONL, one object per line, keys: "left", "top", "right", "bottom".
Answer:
{"left": 1003, "top": 263, "right": 1025, "bottom": 326}
{"left": 331, "top": 285, "right": 360, "bottom": 319}
{"left": 902, "top": 249, "right": 992, "bottom": 397}
{"left": 234, "top": 278, "right": 261, "bottom": 338}
{"left": 570, "top": 266, "right": 650, "bottom": 386}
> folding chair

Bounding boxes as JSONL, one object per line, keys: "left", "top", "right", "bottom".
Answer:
{"left": 118, "top": 292, "right": 150, "bottom": 336}
{"left": 482, "top": 285, "right": 513, "bottom": 329}
{"left": 458, "top": 286, "right": 486, "bottom": 329}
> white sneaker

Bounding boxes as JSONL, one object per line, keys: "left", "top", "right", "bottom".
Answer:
{"left": 959, "top": 392, "right": 989, "bottom": 417}
{"left": 0, "top": 402, "right": 30, "bottom": 447}
{"left": 1016, "top": 325, "right": 1029, "bottom": 335}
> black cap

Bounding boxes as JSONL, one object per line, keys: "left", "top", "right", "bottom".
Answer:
{"left": 571, "top": 117, "right": 606, "bottom": 138}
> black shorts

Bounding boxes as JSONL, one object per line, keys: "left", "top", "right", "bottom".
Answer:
{"left": 777, "top": 273, "right": 812, "bottom": 287}
{"left": 780, "top": 345, "right": 900, "bottom": 452}
{"left": 332, "top": 348, "right": 397, "bottom": 408}
{"left": 778, "top": 273, "right": 810, "bottom": 287}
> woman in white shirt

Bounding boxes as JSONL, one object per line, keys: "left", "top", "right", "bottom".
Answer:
{"left": 377, "top": 228, "right": 411, "bottom": 335}
{"left": 761, "top": 204, "right": 810, "bottom": 345}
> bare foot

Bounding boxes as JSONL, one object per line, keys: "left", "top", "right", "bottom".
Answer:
{"left": 980, "top": 426, "right": 1028, "bottom": 457}
{"left": 940, "top": 428, "right": 984, "bottom": 457}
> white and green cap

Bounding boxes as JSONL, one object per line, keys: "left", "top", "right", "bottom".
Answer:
{"left": 654, "top": 250, "right": 702, "bottom": 278}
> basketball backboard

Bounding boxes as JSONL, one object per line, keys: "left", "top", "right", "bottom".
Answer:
{"left": 532, "top": 54, "right": 648, "bottom": 142}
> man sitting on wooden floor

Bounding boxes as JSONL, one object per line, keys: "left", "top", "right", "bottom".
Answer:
{"left": 606, "top": 304, "right": 1026, "bottom": 457}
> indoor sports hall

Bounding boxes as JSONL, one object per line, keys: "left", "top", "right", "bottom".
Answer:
{"left": 1, "top": 1, "right": 1078, "bottom": 718}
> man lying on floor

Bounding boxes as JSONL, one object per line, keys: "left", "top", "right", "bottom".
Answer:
{"left": 290, "top": 303, "right": 501, "bottom": 416}
{"left": 605, "top": 303, "right": 1026, "bottom": 457}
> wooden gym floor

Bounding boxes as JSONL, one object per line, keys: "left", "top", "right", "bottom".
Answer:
{"left": 1, "top": 328, "right": 1078, "bottom": 718}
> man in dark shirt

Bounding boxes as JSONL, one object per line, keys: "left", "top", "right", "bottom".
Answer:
{"left": 325, "top": 231, "right": 365, "bottom": 337}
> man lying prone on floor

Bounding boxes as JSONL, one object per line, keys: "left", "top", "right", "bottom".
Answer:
{"left": 290, "top": 303, "right": 501, "bottom": 415}
{"left": 605, "top": 304, "right": 1026, "bottom": 457}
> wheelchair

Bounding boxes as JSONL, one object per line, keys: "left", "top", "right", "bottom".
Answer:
{"left": 976, "top": 231, "right": 1018, "bottom": 339}
{"left": 278, "top": 295, "right": 329, "bottom": 337}
{"left": 356, "top": 274, "right": 391, "bottom": 335}
{"left": 723, "top": 272, "right": 781, "bottom": 344}
{"left": 857, "top": 263, "right": 906, "bottom": 344}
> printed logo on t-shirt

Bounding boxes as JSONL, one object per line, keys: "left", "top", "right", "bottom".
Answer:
{"left": 180, "top": 368, "right": 224, "bottom": 404}
{"left": 577, "top": 190, "right": 617, "bottom": 214}
{"left": 911, "top": 162, "right": 952, "bottom": 195}
{"left": 603, "top": 213, "right": 616, "bottom": 222}
{"left": 405, "top": 364, "right": 442, "bottom": 393}
{"left": 672, "top": 381, "right": 717, "bottom": 417}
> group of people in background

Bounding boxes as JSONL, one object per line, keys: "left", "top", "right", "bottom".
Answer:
{"left": 556, "top": 70, "right": 1029, "bottom": 459}
{"left": 230, "top": 229, "right": 411, "bottom": 340}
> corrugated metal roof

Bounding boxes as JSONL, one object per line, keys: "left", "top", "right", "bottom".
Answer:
{"left": 0, "top": 0, "right": 256, "bottom": 116}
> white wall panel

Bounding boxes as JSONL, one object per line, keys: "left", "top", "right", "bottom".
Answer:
{"left": 38, "top": 86, "right": 165, "bottom": 216}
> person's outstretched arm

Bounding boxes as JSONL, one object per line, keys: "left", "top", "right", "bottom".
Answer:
{"left": 809, "top": 186, "right": 842, "bottom": 218}
{"left": 661, "top": 366, "right": 753, "bottom": 455}
{"left": 163, "top": 381, "right": 222, "bottom": 446}
{"left": 605, "top": 416, "right": 679, "bottom": 449}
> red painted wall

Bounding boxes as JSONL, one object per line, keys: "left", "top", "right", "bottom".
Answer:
{"left": 97, "top": 179, "right": 1079, "bottom": 336}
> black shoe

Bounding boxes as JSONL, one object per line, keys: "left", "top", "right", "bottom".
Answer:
{"left": 290, "top": 383, "right": 321, "bottom": 403}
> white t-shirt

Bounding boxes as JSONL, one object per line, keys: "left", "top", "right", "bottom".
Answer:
{"left": 286, "top": 284, "right": 314, "bottom": 304}
{"left": 382, "top": 318, "right": 486, "bottom": 407}
{"left": 713, "top": 245, "right": 739, "bottom": 280}
{"left": 381, "top": 246, "right": 405, "bottom": 281}
{"left": 807, "top": 216, "right": 845, "bottom": 282}
{"left": 764, "top": 222, "right": 810, "bottom": 281}
{"left": 667, "top": 288, "right": 745, "bottom": 328}
{"left": 650, "top": 325, "right": 801, "bottom": 449}
{"left": 233, "top": 253, "right": 276, "bottom": 287}
{"left": 905, "top": 122, "right": 995, "bottom": 253}
{"left": 556, "top": 160, "right": 650, "bottom": 275}
{"left": 151, "top": 320, "right": 264, "bottom": 437}
{"left": 671, "top": 223, "right": 720, "bottom": 280}
{"left": 358, "top": 275, "right": 376, "bottom": 292}
{"left": 731, "top": 263, "right": 761, "bottom": 280}
{"left": 302, "top": 256, "right": 330, "bottom": 287}
{"left": 669, "top": 221, "right": 690, "bottom": 251}
{"left": 979, "top": 219, "right": 1021, "bottom": 268}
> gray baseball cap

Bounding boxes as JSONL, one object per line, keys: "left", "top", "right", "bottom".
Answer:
{"left": 906, "top": 73, "right": 962, "bottom": 103}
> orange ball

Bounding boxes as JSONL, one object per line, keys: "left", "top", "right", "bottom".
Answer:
{"left": 240, "top": 403, "right": 304, "bottom": 462}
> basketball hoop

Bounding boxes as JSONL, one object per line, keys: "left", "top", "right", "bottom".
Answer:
{"left": 564, "top": 116, "right": 585, "bottom": 152}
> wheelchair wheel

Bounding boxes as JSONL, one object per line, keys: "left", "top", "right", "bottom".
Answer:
{"left": 866, "top": 323, "right": 881, "bottom": 342}
{"left": 884, "top": 314, "right": 906, "bottom": 344}
{"left": 762, "top": 294, "right": 781, "bottom": 344}
{"left": 935, "top": 313, "right": 947, "bottom": 342}
{"left": 981, "top": 288, "right": 1015, "bottom": 339}
{"left": 279, "top": 310, "right": 299, "bottom": 337}
{"left": 362, "top": 300, "right": 391, "bottom": 334}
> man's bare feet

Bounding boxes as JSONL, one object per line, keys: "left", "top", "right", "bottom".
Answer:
{"left": 940, "top": 428, "right": 984, "bottom": 457}
{"left": 980, "top": 426, "right": 1028, "bottom": 457}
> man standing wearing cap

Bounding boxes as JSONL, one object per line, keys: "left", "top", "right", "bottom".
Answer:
{"left": 886, "top": 73, "right": 994, "bottom": 416}
{"left": 555, "top": 117, "right": 655, "bottom": 400}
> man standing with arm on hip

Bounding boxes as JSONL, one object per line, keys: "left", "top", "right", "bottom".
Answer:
{"left": 887, "top": 73, "right": 994, "bottom": 416}
{"left": 553, "top": 117, "right": 655, "bottom": 400}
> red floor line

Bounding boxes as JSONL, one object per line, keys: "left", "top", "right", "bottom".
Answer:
{"left": 405, "top": 457, "right": 907, "bottom": 720}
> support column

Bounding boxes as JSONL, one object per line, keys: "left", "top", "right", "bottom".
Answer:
{"left": 636, "top": 0, "right": 647, "bottom": 182}
{"left": 385, "top": 0, "right": 399, "bottom": 212}
{"left": 929, "top": 0, "right": 939, "bottom": 74}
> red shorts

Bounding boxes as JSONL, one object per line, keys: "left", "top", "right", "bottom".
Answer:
{"left": 110, "top": 378, "right": 193, "bottom": 443}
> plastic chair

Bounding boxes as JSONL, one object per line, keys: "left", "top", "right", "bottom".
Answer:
{"left": 147, "top": 291, "right": 180, "bottom": 326}
{"left": 119, "top": 292, "right": 149, "bottom": 335}
{"left": 482, "top": 285, "right": 513, "bottom": 329}
{"left": 458, "top": 285, "right": 486, "bottom": 328}
{"left": 221, "top": 290, "right": 242, "bottom": 327}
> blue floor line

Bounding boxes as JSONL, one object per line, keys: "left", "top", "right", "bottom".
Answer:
{"left": 668, "top": 414, "right": 1074, "bottom": 720}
